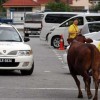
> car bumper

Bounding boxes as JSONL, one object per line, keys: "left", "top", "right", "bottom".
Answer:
{"left": 0, "top": 55, "right": 34, "bottom": 70}
{"left": 47, "top": 34, "right": 52, "bottom": 46}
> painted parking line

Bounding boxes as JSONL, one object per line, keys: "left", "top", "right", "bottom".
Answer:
{"left": 0, "top": 87, "right": 99, "bottom": 91}
{"left": 52, "top": 49, "right": 65, "bottom": 64}
{"left": 44, "top": 71, "right": 51, "bottom": 73}
{"left": 55, "top": 53, "right": 59, "bottom": 56}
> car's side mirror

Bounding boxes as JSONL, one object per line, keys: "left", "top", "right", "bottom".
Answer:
{"left": 66, "top": 22, "right": 68, "bottom": 26}
{"left": 24, "top": 37, "right": 30, "bottom": 42}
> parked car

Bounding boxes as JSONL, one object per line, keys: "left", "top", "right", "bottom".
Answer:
{"left": 81, "top": 21, "right": 100, "bottom": 35}
{"left": 40, "top": 12, "right": 83, "bottom": 41}
{"left": 63, "top": 31, "right": 100, "bottom": 64}
{"left": 24, "top": 12, "right": 44, "bottom": 36}
{"left": 0, "top": 23, "right": 34, "bottom": 75}
{"left": 0, "top": 18, "right": 13, "bottom": 24}
{"left": 47, "top": 13, "right": 100, "bottom": 48}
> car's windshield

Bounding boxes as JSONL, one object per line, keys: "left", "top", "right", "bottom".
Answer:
{"left": 25, "top": 13, "right": 44, "bottom": 22}
{"left": 0, "top": 27, "right": 22, "bottom": 42}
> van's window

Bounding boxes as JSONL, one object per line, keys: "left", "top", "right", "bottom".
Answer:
{"left": 88, "top": 23, "right": 100, "bottom": 32}
{"left": 68, "top": 17, "right": 84, "bottom": 26}
{"left": 45, "top": 14, "right": 76, "bottom": 23}
{"left": 60, "top": 17, "right": 84, "bottom": 27}
{"left": 25, "top": 13, "right": 44, "bottom": 22}
{"left": 86, "top": 16, "right": 100, "bottom": 22}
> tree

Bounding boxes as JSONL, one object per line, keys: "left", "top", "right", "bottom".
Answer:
{"left": 94, "top": 2, "right": 100, "bottom": 11}
{"left": 0, "top": 0, "right": 7, "bottom": 12}
{"left": 46, "top": 2, "right": 72, "bottom": 12}
{"left": 55, "top": 0, "right": 60, "bottom": 2}
{"left": 90, "top": 2, "right": 100, "bottom": 12}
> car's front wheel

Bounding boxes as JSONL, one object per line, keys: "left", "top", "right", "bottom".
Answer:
{"left": 51, "top": 36, "right": 60, "bottom": 48}
{"left": 21, "top": 62, "right": 34, "bottom": 75}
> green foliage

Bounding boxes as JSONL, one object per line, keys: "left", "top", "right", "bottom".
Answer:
{"left": 0, "top": 0, "right": 7, "bottom": 12}
{"left": 90, "top": 2, "right": 100, "bottom": 12}
{"left": 55, "top": 0, "right": 60, "bottom": 2}
{"left": 94, "top": 2, "right": 100, "bottom": 11}
{"left": 46, "top": 2, "right": 72, "bottom": 12}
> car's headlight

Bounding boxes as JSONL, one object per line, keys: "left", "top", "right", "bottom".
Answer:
{"left": 17, "top": 50, "right": 32, "bottom": 56}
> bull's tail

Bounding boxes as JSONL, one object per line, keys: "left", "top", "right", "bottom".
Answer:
{"left": 99, "top": 68, "right": 100, "bottom": 83}
{"left": 86, "top": 44, "right": 95, "bottom": 67}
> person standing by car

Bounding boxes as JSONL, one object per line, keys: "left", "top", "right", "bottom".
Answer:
{"left": 68, "top": 18, "right": 80, "bottom": 39}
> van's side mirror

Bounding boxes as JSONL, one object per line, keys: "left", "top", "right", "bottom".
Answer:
{"left": 66, "top": 22, "right": 68, "bottom": 26}
{"left": 24, "top": 37, "right": 30, "bottom": 42}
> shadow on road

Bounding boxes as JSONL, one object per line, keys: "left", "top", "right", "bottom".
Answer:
{"left": 0, "top": 70, "right": 21, "bottom": 76}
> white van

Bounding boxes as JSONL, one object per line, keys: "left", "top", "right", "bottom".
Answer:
{"left": 24, "top": 12, "right": 44, "bottom": 36}
{"left": 47, "top": 13, "right": 100, "bottom": 48}
{"left": 40, "top": 12, "right": 83, "bottom": 41}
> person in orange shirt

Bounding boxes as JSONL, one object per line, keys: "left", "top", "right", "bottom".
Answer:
{"left": 68, "top": 19, "right": 80, "bottom": 39}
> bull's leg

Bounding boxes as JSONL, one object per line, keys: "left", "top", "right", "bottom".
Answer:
{"left": 71, "top": 74, "right": 83, "bottom": 98}
{"left": 92, "top": 71, "right": 99, "bottom": 100}
{"left": 83, "top": 78, "right": 87, "bottom": 91}
{"left": 84, "top": 79, "right": 92, "bottom": 99}
{"left": 83, "top": 73, "right": 92, "bottom": 99}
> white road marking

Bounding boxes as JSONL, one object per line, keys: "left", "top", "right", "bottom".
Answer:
{"left": 56, "top": 53, "right": 59, "bottom": 56}
{"left": 52, "top": 49, "right": 66, "bottom": 65}
{"left": 52, "top": 50, "right": 57, "bottom": 53}
{"left": 61, "top": 61, "right": 64, "bottom": 63}
{"left": 57, "top": 56, "right": 62, "bottom": 58}
{"left": 44, "top": 71, "right": 51, "bottom": 73}
{"left": 58, "top": 58, "right": 62, "bottom": 60}
{"left": 0, "top": 87, "right": 99, "bottom": 91}
{"left": 62, "top": 66, "right": 69, "bottom": 69}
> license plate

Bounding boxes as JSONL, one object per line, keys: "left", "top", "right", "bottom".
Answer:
{"left": 0, "top": 59, "right": 14, "bottom": 63}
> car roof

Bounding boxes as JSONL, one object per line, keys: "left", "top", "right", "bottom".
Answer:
{"left": 43, "top": 11, "right": 84, "bottom": 15}
{"left": 78, "top": 13, "right": 100, "bottom": 15}
{"left": 66, "top": 13, "right": 100, "bottom": 20}
{"left": 59, "top": 13, "right": 100, "bottom": 26}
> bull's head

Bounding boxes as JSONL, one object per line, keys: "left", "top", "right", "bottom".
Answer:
{"left": 67, "top": 34, "right": 93, "bottom": 44}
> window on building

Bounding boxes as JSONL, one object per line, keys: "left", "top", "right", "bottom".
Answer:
{"left": 11, "top": 7, "right": 32, "bottom": 12}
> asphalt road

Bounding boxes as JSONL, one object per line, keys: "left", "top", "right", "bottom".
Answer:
{"left": 0, "top": 33, "right": 100, "bottom": 100}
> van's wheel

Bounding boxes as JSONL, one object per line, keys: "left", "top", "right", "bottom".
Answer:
{"left": 25, "top": 33, "right": 29, "bottom": 37}
{"left": 21, "top": 62, "right": 34, "bottom": 75}
{"left": 51, "top": 36, "right": 60, "bottom": 48}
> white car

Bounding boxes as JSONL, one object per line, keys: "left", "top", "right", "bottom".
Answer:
{"left": 0, "top": 23, "right": 34, "bottom": 75}
{"left": 63, "top": 31, "right": 100, "bottom": 64}
{"left": 47, "top": 15, "right": 100, "bottom": 48}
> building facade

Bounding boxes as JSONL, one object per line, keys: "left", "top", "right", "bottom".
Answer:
{"left": 2, "top": 0, "right": 95, "bottom": 23}
{"left": 71, "top": 0, "right": 92, "bottom": 11}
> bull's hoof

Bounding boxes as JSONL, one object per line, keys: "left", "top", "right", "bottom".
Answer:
{"left": 78, "top": 94, "right": 83, "bottom": 98}
{"left": 88, "top": 94, "right": 92, "bottom": 99}
{"left": 89, "top": 70, "right": 92, "bottom": 76}
{"left": 93, "top": 96, "right": 97, "bottom": 100}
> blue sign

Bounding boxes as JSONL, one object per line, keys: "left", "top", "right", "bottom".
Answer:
{"left": 10, "top": 8, "right": 15, "bottom": 12}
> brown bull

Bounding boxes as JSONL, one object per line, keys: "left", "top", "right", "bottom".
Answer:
{"left": 67, "top": 35, "right": 100, "bottom": 100}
